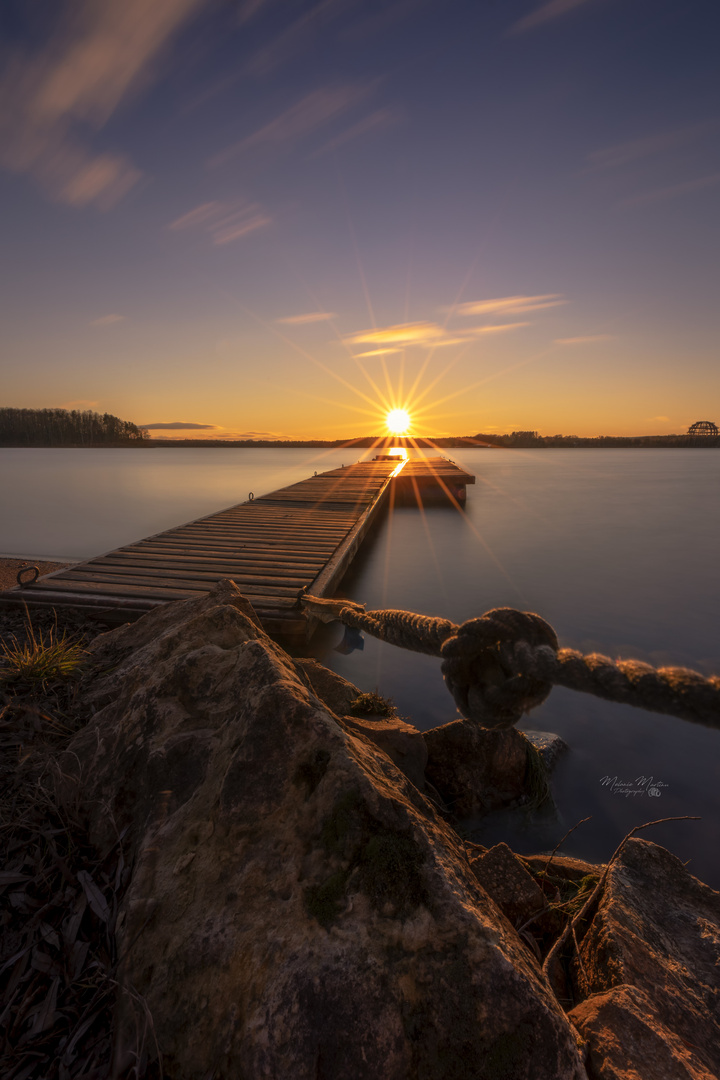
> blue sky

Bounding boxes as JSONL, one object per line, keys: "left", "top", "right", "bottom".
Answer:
{"left": 1, "top": 0, "right": 718, "bottom": 437}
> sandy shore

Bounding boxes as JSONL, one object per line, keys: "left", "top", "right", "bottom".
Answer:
{"left": 0, "top": 557, "right": 70, "bottom": 593}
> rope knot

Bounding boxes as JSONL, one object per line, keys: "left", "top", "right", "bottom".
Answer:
{"left": 440, "top": 608, "right": 559, "bottom": 728}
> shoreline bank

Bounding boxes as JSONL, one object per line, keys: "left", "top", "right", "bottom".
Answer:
{"left": 0, "top": 557, "right": 70, "bottom": 593}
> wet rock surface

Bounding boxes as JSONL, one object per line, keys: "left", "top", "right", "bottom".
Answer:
{"left": 60, "top": 580, "right": 587, "bottom": 1080}
{"left": 522, "top": 730, "right": 568, "bottom": 772}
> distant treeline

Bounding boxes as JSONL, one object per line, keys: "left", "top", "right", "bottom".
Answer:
{"left": 474, "top": 430, "right": 720, "bottom": 448}
{"left": 0, "top": 408, "right": 150, "bottom": 446}
{"left": 141, "top": 432, "right": 720, "bottom": 448}
{"left": 2, "top": 412, "right": 717, "bottom": 448}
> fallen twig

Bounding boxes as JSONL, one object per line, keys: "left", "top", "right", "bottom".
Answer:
{"left": 542, "top": 815, "right": 701, "bottom": 992}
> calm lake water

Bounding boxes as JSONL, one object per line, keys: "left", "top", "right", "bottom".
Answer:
{"left": 2, "top": 447, "right": 719, "bottom": 885}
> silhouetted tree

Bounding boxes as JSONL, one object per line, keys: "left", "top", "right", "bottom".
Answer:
{"left": 0, "top": 408, "right": 150, "bottom": 446}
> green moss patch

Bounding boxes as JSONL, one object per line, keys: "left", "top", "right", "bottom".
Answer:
{"left": 293, "top": 748, "right": 331, "bottom": 799}
{"left": 521, "top": 736, "right": 552, "bottom": 812}
{"left": 357, "top": 832, "right": 426, "bottom": 915}
{"left": 304, "top": 868, "right": 352, "bottom": 928}
{"left": 305, "top": 788, "right": 428, "bottom": 928}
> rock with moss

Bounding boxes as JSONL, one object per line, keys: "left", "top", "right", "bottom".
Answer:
{"left": 60, "top": 580, "right": 587, "bottom": 1080}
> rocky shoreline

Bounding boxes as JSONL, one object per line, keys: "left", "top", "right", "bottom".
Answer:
{"left": 1, "top": 579, "right": 719, "bottom": 1079}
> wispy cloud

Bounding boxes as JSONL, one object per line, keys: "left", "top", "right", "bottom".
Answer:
{"left": 62, "top": 399, "right": 99, "bottom": 410}
{"left": 464, "top": 322, "right": 532, "bottom": 335}
{"left": 0, "top": 0, "right": 206, "bottom": 207}
{"left": 649, "top": 416, "right": 670, "bottom": 423}
{"left": 228, "top": 430, "right": 291, "bottom": 440}
{"left": 344, "top": 321, "right": 446, "bottom": 346}
{"left": 509, "top": 0, "right": 594, "bottom": 35}
{"left": 554, "top": 334, "right": 612, "bottom": 344}
{"left": 354, "top": 347, "right": 403, "bottom": 357}
{"left": 141, "top": 422, "right": 219, "bottom": 430}
{"left": 244, "top": 0, "right": 342, "bottom": 77}
{"left": 236, "top": 0, "right": 275, "bottom": 26}
{"left": 449, "top": 294, "right": 566, "bottom": 317}
{"left": 343, "top": 318, "right": 532, "bottom": 350}
{"left": 208, "top": 83, "right": 376, "bottom": 167}
{"left": 586, "top": 123, "right": 713, "bottom": 172}
{"left": 89, "top": 314, "right": 124, "bottom": 326}
{"left": 341, "top": 0, "right": 428, "bottom": 43}
{"left": 310, "top": 107, "right": 402, "bottom": 157}
{"left": 620, "top": 172, "right": 720, "bottom": 209}
{"left": 169, "top": 199, "right": 271, "bottom": 244}
{"left": 276, "top": 312, "right": 337, "bottom": 325}
{"left": 145, "top": 425, "right": 292, "bottom": 440}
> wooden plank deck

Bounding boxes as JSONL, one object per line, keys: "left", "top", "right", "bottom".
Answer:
{"left": 0, "top": 456, "right": 474, "bottom": 641}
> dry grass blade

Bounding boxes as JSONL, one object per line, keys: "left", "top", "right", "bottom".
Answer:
{"left": 77, "top": 871, "right": 110, "bottom": 924}
{"left": 0, "top": 619, "right": 86, "bottom": 691}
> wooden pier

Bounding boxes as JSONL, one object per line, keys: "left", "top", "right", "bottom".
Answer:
{"left": 0, "top": 456, "right": 474, "bottom": 642}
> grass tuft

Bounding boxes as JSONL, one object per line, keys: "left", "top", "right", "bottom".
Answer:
{"left": 349, "top": 691, "right": 397, "bottom": 718}
{"left": 0, "top": 617, "right": 86, "bottom": 690}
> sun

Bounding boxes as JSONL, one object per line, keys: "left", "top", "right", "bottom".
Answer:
{"left": 386, "top": 408, "right": 411, "bottom": 435}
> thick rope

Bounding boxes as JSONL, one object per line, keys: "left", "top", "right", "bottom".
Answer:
{"left": 301, "top": 594, "right": 720, "bottom": 730}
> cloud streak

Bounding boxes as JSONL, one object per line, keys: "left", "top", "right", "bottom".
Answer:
{"left": 244, "top": 0, "right": 343, "bottom": 77}
{"left": 310, "top": 107, "right": 402, "bottom": 157}
{"left": 141, "top": 422, "right": 219, "bottom": 430}
{"left": 449, "top": 294, "right": 566, "bottom": 317}
{"left": 208, "top": 83, "right": 376, "bottom": 167}
{"left": 620, "top": 173, "right": 720, "bottom": 209}
{"left": 585, "top": 123, "right": 713, "bottom": 172}
{"left": 509, "top": 0, "right": 594, "bottom": 35}
{"left": 0, "top": 0, "right": 206, "bottom": 207}
{"left": 89, "top": 314, "right": 125, "bottom": 326}
{"left": 169, "top": 200, "right": 271, "bottom": 244}
{"left": 354, "top": 347, "right": 403, "bottom": 357}
{"left": 554, "top": 334, "right": 611, "bottom": 344}
{"left": 344, "top": 321, "right": 446, "bottom": 346}
{"left": 344, "top": 319, "right": 532, "bottom": 350}
{"left": 276, "top": 312, "right": 337, "bottom": 325}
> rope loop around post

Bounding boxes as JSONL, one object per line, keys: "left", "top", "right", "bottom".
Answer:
{"left": 440, "top": 608, "right": 559, "bottom": 729}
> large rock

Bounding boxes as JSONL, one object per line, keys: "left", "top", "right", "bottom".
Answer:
{"left": 61, "top": 580, "right": 587, "bottom": 1080}
{"left": 568, "top": 838, "right": 720, "bottom": 1079}
{"left": 423, "top": 719, "right": 535, "bottom": 817}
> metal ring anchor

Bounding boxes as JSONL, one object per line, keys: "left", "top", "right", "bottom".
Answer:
{"left": 249, "top": 492, "right": 254, "bottom": 501}
{"left": 17, "top": 565, "right": 39, "bottom": 586}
